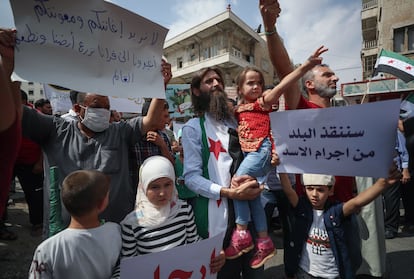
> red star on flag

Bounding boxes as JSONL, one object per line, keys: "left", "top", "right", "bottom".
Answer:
{"left": 387, "top": 59, "right": 394, "bottom": 64}
{"left": 208, "top": 138, "right": 226, "bottom": 160}
{"left": 406, "top": 65, "right": 413, "bottom": 71}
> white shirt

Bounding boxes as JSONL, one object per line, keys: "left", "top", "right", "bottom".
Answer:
{"left": 299, "top": 209, "right": 339, "bottom": 278}
{"left": 29, "top": 223, "right": 121, "bottom": 279}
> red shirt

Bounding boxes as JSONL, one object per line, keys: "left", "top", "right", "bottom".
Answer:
{"left": 0, "top": 116, "right": 21, "bottom": 217}
{"left": 236, "top": 99, "right": 273, "bottom": 152}
{"left": 16, "top": 104, "right": 41, "bottom": 164}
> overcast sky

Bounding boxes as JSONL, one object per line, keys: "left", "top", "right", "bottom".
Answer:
{"left": 0, "top": 0, "right": 362, "bottom": 87}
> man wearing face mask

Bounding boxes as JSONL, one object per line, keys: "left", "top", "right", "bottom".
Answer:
{"left": 9, "top": 47, "right": 172, "bottom": 230}
{"left": 20, "top": 88, "right": 170, "bottom": 227}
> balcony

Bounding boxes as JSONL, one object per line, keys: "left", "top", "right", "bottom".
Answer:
{"left": 363, "top": 40, "right": 378, "bottom": 49}
{"left": 362, "top": 0, "right": 378, "bottom": 10}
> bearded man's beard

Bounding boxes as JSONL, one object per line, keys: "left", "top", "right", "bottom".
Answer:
{"left": 205, "top": 89, "right": 232, "bottom": 121}
{"left": 314, "top": 81, "right": 337, "bottom": 98}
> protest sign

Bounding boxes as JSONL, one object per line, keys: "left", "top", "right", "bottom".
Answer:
{"left": 271, "top": 99, "right": 400, "bottom": 177}
{"left": 44, "top": 84, "right": 144, "bottom": 114}
{"left": 120, "top": 233, "right": 224, "bottom": 279}
{"left": 10, "top": 0, "right": 168, "bottom": 99}
{"left": 165, "top": 84, "right": 193, "bottom": 118}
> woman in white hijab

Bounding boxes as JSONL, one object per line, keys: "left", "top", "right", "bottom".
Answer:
{"left": 113, "top": 156, "right": 225, "bottom": 277}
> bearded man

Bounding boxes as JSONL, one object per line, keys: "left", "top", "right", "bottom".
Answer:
{"left": 182, "top": 67, "right": 266, "bottom": 279}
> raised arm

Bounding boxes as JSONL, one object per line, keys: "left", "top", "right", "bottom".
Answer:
{"left": 279, "top": 173, "right": 299, "bottom": 208}
{"left": 259, "top": 0, "right": 302, "bottom": 109}
{"left": 0, "top": 28, "right": 20, "bottom": 132}
{"left": 263, "top": 46, "right": 328, "bottom": 106}
{"left": 141, "top": 60, "right": 172, "bottom": 134}
{"left": 343, "top": 164, "right": 401, "bottom": 216}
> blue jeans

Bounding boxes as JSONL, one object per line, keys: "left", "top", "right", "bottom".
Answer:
{"left": 236, "top": 137, "right": 272, "bottom": 183}
{"left": 234, "top": 138, "right": 272, "bottom": 232}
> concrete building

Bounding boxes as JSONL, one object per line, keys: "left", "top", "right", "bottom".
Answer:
{"left": 342, "top": 0, "right": 414, "bottom": 104}
{"left": 20, "top": 81, "right": 44, "bottom": 104}
{"left": 163, "top": 5, "right": 276, "bottom": 101}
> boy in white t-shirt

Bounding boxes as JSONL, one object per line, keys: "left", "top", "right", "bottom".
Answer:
{"left": 279, "top": 167, "right": 400, "bottom": 279}
{"left": 29, "top": 170, "right": 121, "bottom": 279}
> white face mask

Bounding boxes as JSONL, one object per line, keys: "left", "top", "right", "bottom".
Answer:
{"left": 80, "top": 106, "right": 111, "bottom": 132}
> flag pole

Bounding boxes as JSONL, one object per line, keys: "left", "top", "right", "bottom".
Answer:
{"left": 361, "top": 77, "right": 370, "bottom": 104}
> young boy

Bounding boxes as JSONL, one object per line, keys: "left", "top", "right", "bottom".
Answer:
{"left": 28, "top": 170, "right": 121, "bottom": 279}
{"left": 279, "top": 167, "right": 400, "bottom": 279}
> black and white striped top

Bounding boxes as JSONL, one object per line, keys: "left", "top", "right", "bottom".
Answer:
{"left": 120, "top": 202, "right": 200, "bottom": 257}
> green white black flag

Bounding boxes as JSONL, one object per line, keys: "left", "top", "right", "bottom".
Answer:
{"left": 373, "top": 49, "right": 414, "bottom": 83}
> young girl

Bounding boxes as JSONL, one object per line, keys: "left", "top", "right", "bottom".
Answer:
{"left": 225, "top": 46, "right": 328, "bottom": 268}
{"left": 113, "top": 156, "right": 224, "bottom": 277}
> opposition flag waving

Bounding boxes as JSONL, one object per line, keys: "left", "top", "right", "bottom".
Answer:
{"left": 373, "top": 49, "right": 414, "bottom": 83}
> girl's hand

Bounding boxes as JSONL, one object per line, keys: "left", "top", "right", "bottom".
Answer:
{"left": 146, "top": 131, "right": 164, "bottom": 147}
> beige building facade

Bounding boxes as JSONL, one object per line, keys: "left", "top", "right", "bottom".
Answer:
{"left": 342, "top": 0, "right": 414, "bottom": 104}
{"left": 163, "top": 5, "right": 276, "bottom": 100}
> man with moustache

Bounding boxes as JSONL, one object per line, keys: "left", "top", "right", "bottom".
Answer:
{"left": 259, "top": 1, "right": 355, "bottom": 204}
{"left": 260, "top": 1, "right": 385, "bottom": 276}
{"left": 182, "top": 67, "right": 265, "bottom": 278}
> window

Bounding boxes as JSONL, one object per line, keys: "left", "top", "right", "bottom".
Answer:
{"left": 28, "top": 90, "right": 34, "bottom": 95}
{"left": 177, "top": 57, "right": 183, "bottom": 69}
{"left": 190, "top": 54, "right": 196, "bottom": 62}
{"left": 210, "top": 45, "right": 218, "bottom": 57}
{"left": 409, "top": 26, "right": 414, "bottom": 51}
{"left": 393, "top": 24, "right": 414, "bottom": 53}
{"left": 394, "top": 28, "right": 404, "bottom": 52}
{"left": 364, "top": 55, "right": 377, "bottom": 73}
{"left": 262, "top": 59, "right": 270, "bottom": 73}
{"left": 203, "top": 48, "right": 210, "bottom": 59}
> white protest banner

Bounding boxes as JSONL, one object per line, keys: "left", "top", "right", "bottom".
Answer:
{"left": 271, "top": 99, "right": 400, "bottom": 177}
{"left": 43, "top": 84, "right": 72, "bottom": 114}
{"left": 120, "top": 233, "right": 224, "bottom": 279}
{"left": 43, "top": 84, "right": 144, "bottom": 114}
{"left": 10, "top": 0, "right": 168, "bottom": 99}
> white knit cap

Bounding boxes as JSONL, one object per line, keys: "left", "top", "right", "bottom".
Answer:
{"left": 139, "top": 156, "right": 175, "bottom": 192}
{"left": 302, "top": 174, "right": 335, "bottom": 186}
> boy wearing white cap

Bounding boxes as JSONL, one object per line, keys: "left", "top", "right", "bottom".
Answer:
{"left": 279, "top": 168, "right": 400, "bottom": 279}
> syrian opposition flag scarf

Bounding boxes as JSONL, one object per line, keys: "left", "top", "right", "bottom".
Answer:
{"left": 400, "top": 93, "right": 414, "bottom": 120}
{"left": 194, "top": 114, "right": 232, "bottom": 239}
{"left": 373, "top": 49, "right": 414, "bottom": 83}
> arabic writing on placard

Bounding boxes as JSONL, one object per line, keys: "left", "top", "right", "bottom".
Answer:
{"left": 289, "top": 126, "right": 365, "bottom": 141}
{"left": 271, "top": 100, "right": 400, "bottom": 177}
{"left": 151, "top": 249, "right": 215, "bottom": 279}
{"left": 120, "top": 233, "right": 224, "bottom": 279}
{"left": 282, "top": 146, "right": 375, "bottom": 162}
{"left": 284, "top": 126, "right": 374, "bottom": 162}
{"left": 11, "top": 0, "right": 168, "bottom": 98}
{"left": 15, "top": 3, "right": 160, "bottom": 75}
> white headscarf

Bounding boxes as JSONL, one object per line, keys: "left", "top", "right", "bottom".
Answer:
{"left": 134, "top": 156, "right": 181, "bottom": 228}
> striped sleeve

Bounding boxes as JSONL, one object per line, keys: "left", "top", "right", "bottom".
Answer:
{"left": 185, "top": 203, "right": 200, "bottom": 244}
{"left": 121, "top": 223, "right": 139, "bottom": 258}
